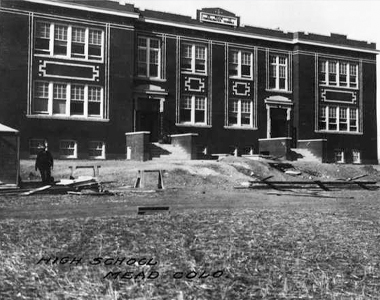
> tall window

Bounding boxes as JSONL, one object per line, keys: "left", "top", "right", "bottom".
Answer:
{"left": 137, "top": 37, "right": 161, "bottom": 78}
{"left": 54, "top": 25, "right": 68, "bottom": 55}
{"left": 269, "top": 54, "right": 288, "bottom": 90}
{"left": 181, "top": 44, "right": 207, "bottom": 74}
{"left": 180, "top": 95, "right": 207, "bottom": 124}
{"left": 228, "top": 99, "right": 253, "bottom": 127}
{"left": 70, "top": 85, "right": 85, "bottom": 115}
{"left": 88, "top": 29, "right": 102, "bottom": 59}
{"left": 319, "top": 105, "right": 359, "bottom": 132}
{"left": 319, "top": 59, "right": 358, "bottom": 88}
{"left": 35, "top": 22, "right": 50, "bottom": 54}
{"left": 229, "top": 50, "right": 253, "bottom": 79}
{"left": 34, "top": 21, "right": 103, "bottom": 61}
{"left": 33, "top": 81, "right": 103, "bottom": 118}
{"left": 34, "top": 82, "right": 49, "bottom": 113}
{"left": 71, "top": 27, "right": 86, "bottom": 59}
{"left": 53, "top": 83, "right": 67, "bottom": 114}
{"left": 88, "top": 86, "right": 102, "bottom": 116}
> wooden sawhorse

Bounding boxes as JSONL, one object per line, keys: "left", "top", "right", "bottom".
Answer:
{"left": 134, "top": 169, "right": 164, "bottom": 189}
{"left": 69, "top": 165, "right": 101, "bottom": 178}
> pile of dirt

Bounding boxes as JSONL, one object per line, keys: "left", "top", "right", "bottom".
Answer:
{"left": 19, "top": 158, "right": 380, "bottom": 191}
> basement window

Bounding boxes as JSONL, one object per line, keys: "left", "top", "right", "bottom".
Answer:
{"left": 334, "top": 149, "right": 345, "bottom": 164}
{"left": 60, "top": 140, "right": 77, "bottom": 158}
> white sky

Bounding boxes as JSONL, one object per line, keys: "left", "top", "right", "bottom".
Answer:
{"left": 126, "top": 0, "right": 380, "bottom": 159}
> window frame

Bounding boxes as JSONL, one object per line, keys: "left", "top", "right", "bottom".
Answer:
{"left": 88, "top": 141, "right": 106, "bottom": 159}
{"left": 32, "top": 80, "right": 104, "bottom": 119}
{"left": 181, "top": 43, "right": 207, "bottom": 74}
{"left": 59, "top": 140, "right": 77, "bottom": 159}
{"left": 228, "top": 99, "right": 254, "bottom": 128}
{"left": 229, "top": 49, "right": 253, "bottom": 79}
{"left": 319, "top": 59, "right": 358, "bottom": 88}
{"left": 318, "top": 105, "right": 359, "bottom": 133}
{"left": 179, "top": 95, "right": 207, "bottom": 125}
{"left": 334, "top": 149, "right": 345, "bottom": 164}
{"left": 352, "top": 149, "right": 361, "bottom": 164}
{"left": 34, "top": 21, "right": 104, "bottom": 61}
{"left": 137, "top": 36, "right": 161, "bottom": 79}
{"left": 268, "top": 54, "right": 288, "bottom": 91}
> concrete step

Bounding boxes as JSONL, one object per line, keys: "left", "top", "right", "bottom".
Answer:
{"left": 150, "top": 143, "right": 188, "bottom": 160}
{"left": 290, "top": 148, "right": 321, "bottom": 162}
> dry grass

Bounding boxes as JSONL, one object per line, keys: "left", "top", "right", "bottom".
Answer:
{"left": 2, "top": 209, "right": 380, "bottom": 299}
{"left": 2, "top": 159, "right": 380, "bottom": 299}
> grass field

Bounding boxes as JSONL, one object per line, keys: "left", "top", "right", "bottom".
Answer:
{"left": 1, "top": 159, "right": 380, "bottom": 299}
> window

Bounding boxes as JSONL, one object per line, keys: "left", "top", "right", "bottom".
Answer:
{"left": 29, "top": 139, "right": 47, "bottom": 157}
{"left": 319, "top": 106, "right": 359, "bottom": 132}
{"left": 339, "top": 62, "right": 348, "bottom": 87}
{"left": 319, "top": 59, "right": 358, "bottom": 88}
{"left": 35, "top": 22, "right": 50, "bottom": 54}
{"left": 70, "top": 85, "right": 85, "bottom": 115}
{"left": 137, "top": 37, "right": 161, "bottom": 78}
{"left": 89, "top": 141, "right": 105, "bottom": 159}
{"left": 352, "top": 150, "right": 361, "bottom": 164}
{"left": 319, "top": 105, "right": 327, "bottom": 130}
{"left": 243, "top": 146, "right": 254, "bottom": 155}
{"left": 34, "top": 21, "right": 103, "bottom": 61}
{"left": 181, "top": 44, "right": 207, "bottom": 74}
{"left": 60, "top": 140, "right": 77, "bottom": 158}
{"left": 228, "top": 99, "right": 253, "bottom": 127}
{"left": 88, "top": 29, "right": 102, "bottom": 60}
{"left": 180, "top": 95, "right": 207, "bottom": 124}
{"left": 334, "top": 149, "right": 345, "bottom": 163}
{"left": 229, "top": 50, "right": 252, "bottom": 79}
{"left": 34, "top": 81, "right": 49, "bottom": 113}
{"left": 349, "top": 108, "right": 358, "bottom": 132}
{"left": 328, "top": 106, "right": 337, "bottom": 131}
{"left": 53, "top": 83, "right": 67, "bottom": 115}
{"left": 71, "top": 27, "right": 86, "bottom": 59}
{"left": 88, "top": 86, "right": 102, "bottom": 116}
{"left": 32, "top": 81, "right": 103, "bottom": 118}
{"left": 328, "top": 61, "right": 337, "bottom": 86}
{"left": 349, "top": 65, "right": 358, "bottom": 88}
{"left": 339, "top": 107, "right": 348, "bottom": 131}
{"left": 269, "top": 54, "right": 288, "bottom": 90}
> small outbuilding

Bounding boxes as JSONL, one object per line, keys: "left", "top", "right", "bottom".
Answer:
{"left": 0, "top": 123, "right": 20, "bottom": 187}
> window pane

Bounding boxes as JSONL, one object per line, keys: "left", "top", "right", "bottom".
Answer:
{"left": 229, "top": 100, "right": 238, "bottom": 125}
{"left": 150, "top": 39, "right": 159, "bottom": 49}
{"left": 89, "top": 30, "right": 102, "bottom": 45}
{"left": 88, "top": 86, "right": 102, "bottom": 116}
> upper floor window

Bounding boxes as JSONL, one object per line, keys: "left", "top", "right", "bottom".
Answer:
{"left": 181, "top": 44, "right": 207, "bottom": 74}
{"left": 269, "top": 54, "right": 288, "bottom": 90}
{"left": 229, "top": 50, "right": 253, "bottom": 79}
{"left": 319, "top": 60, "right": 358, "bottom": 88}
{"left": 137, "top": 37, "right": 161, "bottom": 78}
{"left": 33, "top": 81, "right": 103, "bottom": 119}
{"left": 35, "top": 21, "right": 103, "bottom": 61}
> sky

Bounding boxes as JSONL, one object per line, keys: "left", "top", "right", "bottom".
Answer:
{"left": 125, "top": 0, "right": 380, "bottom": 158}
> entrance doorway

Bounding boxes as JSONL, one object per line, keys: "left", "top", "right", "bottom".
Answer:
{"left": 136, "top": 111, "right": 160, "bottom": 142}
{"left": 270, "top": 108, "right": 288, "bottom": 138}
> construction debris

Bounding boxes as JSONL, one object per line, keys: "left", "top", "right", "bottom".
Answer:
{"left": 236, "top": 176, "right": 378, "bottom": 191}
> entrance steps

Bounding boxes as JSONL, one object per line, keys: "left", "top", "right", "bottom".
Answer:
{"left": 290, "top": 148, "right": 321, "bottom": 162}
{"left": 150, "top": 142, "right": 188, "bottom": 161}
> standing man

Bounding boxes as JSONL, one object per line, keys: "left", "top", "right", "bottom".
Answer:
{"left": 35, "top": 144, "right": 54, "bottom": 184}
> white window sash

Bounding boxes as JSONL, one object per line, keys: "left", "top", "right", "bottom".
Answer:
{"left": 36, "top": 22, "right": 103, "bottom": 61}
